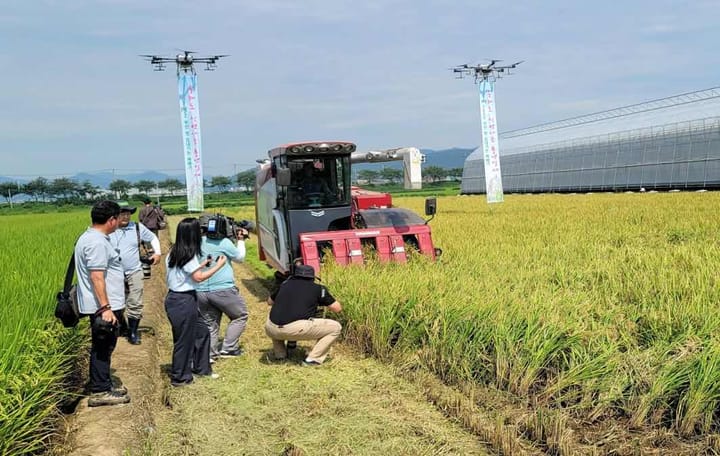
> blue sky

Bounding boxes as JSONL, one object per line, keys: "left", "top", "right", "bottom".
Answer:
{"left": 2, "top": 0, "right": 718, "bottom": 178}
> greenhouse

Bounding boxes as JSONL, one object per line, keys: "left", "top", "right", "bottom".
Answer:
{"left": 462, "top": 87, "right": 720, "bottom": 193}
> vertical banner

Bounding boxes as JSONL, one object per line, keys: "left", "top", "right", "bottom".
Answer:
{"left": 178, "top": 73, "right": 204, "bottom": 211}
{"left": 478, "top": 80, "right": 504, "bottom": 203}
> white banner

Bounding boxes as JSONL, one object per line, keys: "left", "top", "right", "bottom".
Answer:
{"left": 478, "top": 80, "right": 504, "bottom": 203}
{"left": 178, "top": 73, "right": 204, "bottom": 211}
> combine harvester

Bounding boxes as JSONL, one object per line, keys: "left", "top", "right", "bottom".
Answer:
{"left": 255, "top": 141, "right": 441, "bottom": 275}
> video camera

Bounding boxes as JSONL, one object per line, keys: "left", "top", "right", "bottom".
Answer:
{"left": 199, "top": 213, "right": 254, "bottom": 241}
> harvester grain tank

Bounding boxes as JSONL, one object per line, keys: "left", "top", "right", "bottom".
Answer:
{"left": 255, "top": 141, "right": 441, "bottom": 274}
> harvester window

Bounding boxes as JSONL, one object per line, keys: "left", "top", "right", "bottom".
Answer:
{"left": 288, "top": 157, "right": 349, "bottom": 209}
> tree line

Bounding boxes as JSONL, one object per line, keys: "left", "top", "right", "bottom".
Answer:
{"left": 1, "top": 166, "right": 464, "bottom": 205}
{"left": 356, "top": 166, "right": 464, "bottom": 184}
{"left": 0, "top": 169, "right": 259, "bottom": 205}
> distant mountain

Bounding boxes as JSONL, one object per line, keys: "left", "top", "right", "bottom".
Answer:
{"left": 71, "top": 171, "right": 185, "bottom": 189}
{"left": 353, "top": 147, "right": 476, "bottom": 172}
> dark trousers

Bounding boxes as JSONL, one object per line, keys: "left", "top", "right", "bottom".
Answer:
{"left": 164, "top": 291, "right": 212, "bottom": 384}
{"left": 88, "top": 310, "right": 123, "bottom": 393}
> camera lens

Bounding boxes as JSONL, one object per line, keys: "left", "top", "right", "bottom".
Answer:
{"left": 142, "top": 263, "right": 151, "bottom": 279}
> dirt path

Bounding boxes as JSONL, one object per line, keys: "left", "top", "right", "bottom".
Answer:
{"left": 65, "top": 234, "right": 169, "bottom": 456}
{"left": 63, "top": 229, "right": 491, "bottom": 455}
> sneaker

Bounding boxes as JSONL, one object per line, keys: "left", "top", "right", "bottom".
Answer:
{"left": 112, "top": 385, "right": 128, "bottom": 395}
{"left": 88, "top": 390, "right": 131, "bottom": 407}
{"left": 301, "top": 359, "right": 322, "bottom": 367}
{"left": 209, "top": 357, "right": 216, "bottom": 364}
{"left": 193, "top": 373, "right": 220, "bottom": 380}
{"left": 218, "top": 348, "right": 244, "bottom": 358}
{"left": 286, "top": 341, "right": 297, "bottom": 350}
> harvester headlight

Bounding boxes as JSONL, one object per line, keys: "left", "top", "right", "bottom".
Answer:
{"left": 304, "top": 145, "right": 315, "bottom": 153}
{"left": 291, "top": 146, "right": 301, "bottom": 153}
{"left": 332, "top": 144, "right": 343, "bottom": 151}
{"left": 344, "top": 143, "right": 356, "bottom": 152}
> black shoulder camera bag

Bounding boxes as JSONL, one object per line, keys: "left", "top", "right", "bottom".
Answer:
{"left": 55, "top": 253, "right": 81, "bottom": 328}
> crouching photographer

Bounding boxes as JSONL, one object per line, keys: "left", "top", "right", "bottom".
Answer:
{"left": 197, "top": 214, "right": 251, "bottom": 359}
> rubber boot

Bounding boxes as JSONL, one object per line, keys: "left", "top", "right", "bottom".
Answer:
{"left": 127, "top": 318, "right": 141, "bottom": 345}
{"left": 118, "top": 317, "right": 129, "bottom": 338}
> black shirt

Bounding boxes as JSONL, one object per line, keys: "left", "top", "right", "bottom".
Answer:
{"left": 269, "top": 277, "right": 336, "bottom": 326}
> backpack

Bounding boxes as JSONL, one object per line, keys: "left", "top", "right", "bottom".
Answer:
{"left": 156, "top": 206, "right": 168, "bottom": 230}
{"left": 55, "top": 253, "right": 81, "bottom": 328}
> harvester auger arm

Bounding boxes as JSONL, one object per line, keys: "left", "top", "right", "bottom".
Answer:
{"left": 350, "top": 147, "right": 425, "bottom": 190}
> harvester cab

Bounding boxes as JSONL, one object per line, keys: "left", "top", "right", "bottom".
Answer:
{"left": 255, "top": 141, "right": 441, "bottom": 275}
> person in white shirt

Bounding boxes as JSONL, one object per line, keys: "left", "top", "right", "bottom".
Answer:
{"left": 164, "top": 217, "right": 226, "bottom": 387}
{"left": 108, "top": 201, "right": 161, "bottom": 345}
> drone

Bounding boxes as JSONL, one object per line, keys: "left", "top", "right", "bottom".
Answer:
{"left": 451, "top": 59, "right": 523, "bottom": 82}
{"left": 141, "top": 50, "right": 228, "bottom": 75}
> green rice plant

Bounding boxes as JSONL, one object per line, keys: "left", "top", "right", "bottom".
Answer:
{"left": 0, "top": 211, "right": 89, "bottom": 454}
{"left": 316, "top": 192, "right": 720, "bottom": 438}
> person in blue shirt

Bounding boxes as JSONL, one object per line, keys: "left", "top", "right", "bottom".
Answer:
{"left": 165, "top": 218, "right": 226, "bottom": 387}
{"left": 197, "top": 222, "right": 250, "bottom": 359}
{"left": 108, "top": 201, "right": 161, "bottom": 345}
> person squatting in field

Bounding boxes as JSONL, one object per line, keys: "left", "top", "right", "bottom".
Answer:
{"left": 265, "top": 264, "right": 343, "bottom": 366}
{"left": 74, "top": 200, "right": 131, "bottom": 407}
{"left": 164, "top": 217, "right": 226, "bottom": 387}
{"left": 197, "top": 223, "right": 250, "bottom": 360}
{"left": 108, "top": 201, "right": 161, "bottom": 345}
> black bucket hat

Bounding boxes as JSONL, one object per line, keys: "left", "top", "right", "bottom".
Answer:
{"left": 293, "top": 264, "right": 316, "bottom": 280}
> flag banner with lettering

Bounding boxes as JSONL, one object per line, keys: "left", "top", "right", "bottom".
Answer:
{"left": 478, "top": 80, "right": 504, "bottom": 203}
{"left": 178, "top": 72, "right": 204, "bottom": 211}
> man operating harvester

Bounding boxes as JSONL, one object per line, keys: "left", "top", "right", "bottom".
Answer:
{"left": 265, "top": 264, "right": 342, "bottom": 366}
{"left": 108, "top": 201, "right": 161, "bottom": 345}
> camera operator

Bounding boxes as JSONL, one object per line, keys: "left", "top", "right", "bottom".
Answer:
{"left": 197, "top": 215, "right": 250, "bottom": 359}
{"left": 108, "top": 201, "right": 161, "bottom": 345}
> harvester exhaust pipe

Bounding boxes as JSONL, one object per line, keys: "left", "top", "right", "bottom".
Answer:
{"left": 350, "top": 147, "right": 424, "bottom": 190}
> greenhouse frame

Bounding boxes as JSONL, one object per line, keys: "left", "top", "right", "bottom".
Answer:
{"left": 461, "top": 88, "right": 720, "bottom": 194}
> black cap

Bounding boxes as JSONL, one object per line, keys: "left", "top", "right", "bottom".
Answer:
{"left": 116, "top": 201, "right": 136, "bottom": 214}
{"left": 142, "top": 197, "right": 152, "bottom": 204}
{"left": 293, "top": 264, "right": 316, "bottom": 279}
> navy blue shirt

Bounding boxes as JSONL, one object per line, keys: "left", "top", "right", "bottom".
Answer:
{"left": 269, "top": 277, "right": 336, "bottom": 325}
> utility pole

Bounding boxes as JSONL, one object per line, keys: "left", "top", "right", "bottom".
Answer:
{"left": 452, "top": 60, "right": 522, "bottom": 204}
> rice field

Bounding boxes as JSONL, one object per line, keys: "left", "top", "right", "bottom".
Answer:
{"left": 3, "top": 192, "right": 720, "bottom": 452}
{"left": 316, "top": 192, "right": 720, "bottom": 443}
{"left": 0, "top": 211, "right": 89, "bottom": 454}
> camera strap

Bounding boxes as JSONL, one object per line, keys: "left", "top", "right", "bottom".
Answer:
{"left": 63, "top": 253, "right": 75, "bottom": 294}
{"left": 135, "top": 223, "right": 147, "bottom": 257}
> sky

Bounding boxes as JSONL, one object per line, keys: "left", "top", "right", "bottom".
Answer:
{"left": 2, "top": 0, "right": 719, "bottom": 178}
